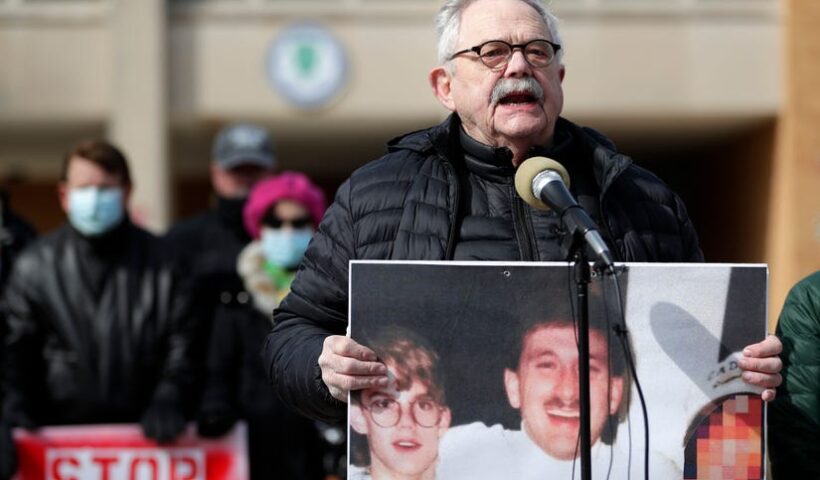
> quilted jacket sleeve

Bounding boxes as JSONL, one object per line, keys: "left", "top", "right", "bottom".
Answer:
{"left": 769, "top": 271, "right": 820, "bottom": 478}
{"left": 264, "top": 179, "right": 356, "bottom": 422}
{"left": 672, "top": 192, "right": 704, "bottom": 262}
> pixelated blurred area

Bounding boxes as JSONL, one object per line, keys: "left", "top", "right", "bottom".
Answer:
{"left": 684, "top": 395, "right": 764, "bottom": 480}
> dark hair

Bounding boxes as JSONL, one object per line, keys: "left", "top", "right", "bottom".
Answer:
{"left": 502, "top": 281, "right": 626, "bottom": 375}
{"left": 502, "top": 278, "right": 631, "bottom": 444}
{"left": 61, "top": 140, "right": 132, "bottom": 186}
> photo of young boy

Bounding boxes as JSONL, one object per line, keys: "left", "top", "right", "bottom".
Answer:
{"left": 349, "top": 327, "right": 452, "bottom": 480}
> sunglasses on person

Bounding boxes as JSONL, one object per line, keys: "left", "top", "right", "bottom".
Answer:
{"left": 261, "top": 212, "right": 313, "bottom": 229}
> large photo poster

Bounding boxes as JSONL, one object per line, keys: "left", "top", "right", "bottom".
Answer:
{"left": 348, "top": 262, "right": 767, "bottom": 480}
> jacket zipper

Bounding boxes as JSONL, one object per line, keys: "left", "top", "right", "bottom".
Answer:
{"left": 511, "top": 183, "right": 537, "bottom": 261}
{"left": 442, "top": 158, "right": 460, "bottom": 260}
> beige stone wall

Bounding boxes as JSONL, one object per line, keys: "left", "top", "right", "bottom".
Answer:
{"left": 767, "top": 0, "right": 820, "bottom": 326}
{"left": 0, "top": 6, "right": 783, "bottom": 173}
{"left": 1, "top": 1, "right": 800, "bottom": 292}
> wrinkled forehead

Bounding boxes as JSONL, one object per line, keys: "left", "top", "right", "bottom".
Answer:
{"left": 458, "top": 0, "right": 551, "bottom": 45}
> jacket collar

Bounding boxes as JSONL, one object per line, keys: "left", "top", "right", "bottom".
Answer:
{"left": 458, "top": 122, "right": 577, "bottom": 182}
{"left": 67, "top": 216, "right": 131, "bottom": 259}
{"left": 215, "top": 195, "right": 252, "bottom": 242}
{"left": 385, "top": 113, "right": 633, "bottom": 192}
{"left": 554, "top": 118, "right": 632, "bottom": 192}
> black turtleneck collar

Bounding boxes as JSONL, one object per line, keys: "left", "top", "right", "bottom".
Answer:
{"left": 69, "top": 215, "right": 131, "bottom": 258}
{"left": 215, "top": 195, "right": 251, "bottom": 241}
{"left": 67, "top": 216, "right": 131, "bottom": 299}
{"left": 459, "top": 124, "right": 576, "bottom": 182}
{"left": 459, "top": 128, "right": 515, "bottom": 181}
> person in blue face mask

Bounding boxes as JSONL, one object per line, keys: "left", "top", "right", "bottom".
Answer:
{"left": 197, "top": 171, "right": 327, "bottom": 480}
{"left": 239, "top": 172, "right": 327, "bottom": 309}
{"left": 0, "top": 140, "right": 196, "bottom": 480}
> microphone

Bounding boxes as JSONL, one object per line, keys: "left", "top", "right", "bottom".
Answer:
{"left": 514, "top": 156, "right": 615, "bottom": 272}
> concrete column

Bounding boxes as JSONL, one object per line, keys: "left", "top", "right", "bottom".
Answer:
{"left": 767, "top": 0, "right": 820, "bottom": 325}
{"left": 108, "top": 0, "right": 170, "bottom": 232}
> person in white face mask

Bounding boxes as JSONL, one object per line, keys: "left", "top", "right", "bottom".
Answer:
{"left": 196, "top": 171, "right": 327, "bottom": 480}
{"left": 0, "top": 140, "right": 197, "bottom": 480}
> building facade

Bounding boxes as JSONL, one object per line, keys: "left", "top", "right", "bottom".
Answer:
{"left": 1, "top": 0, "right": 816, "bottom": 321}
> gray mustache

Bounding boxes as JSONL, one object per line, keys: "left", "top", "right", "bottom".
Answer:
{"left": 490, "top": 77, "right": 544, "bottom": 106}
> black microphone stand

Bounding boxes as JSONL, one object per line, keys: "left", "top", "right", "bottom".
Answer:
{"left": 561, "top": 230, "right": 596, "bottom": 480}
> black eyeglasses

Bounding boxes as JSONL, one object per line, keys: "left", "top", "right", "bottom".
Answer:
{"left": 449, "top": 39, "right": 561, "bottom": 70}
{"left": 261, "top": 213, "right": 313, "bottom": 229}
{"left": 362, "top": 396, "right": 445, "bottom": 428}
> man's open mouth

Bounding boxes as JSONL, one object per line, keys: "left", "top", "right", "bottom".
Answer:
{"left": 499, "top": 92, "right": 538, "bottom": 105}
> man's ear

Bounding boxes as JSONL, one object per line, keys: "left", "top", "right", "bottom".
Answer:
{"left": 122, "top": 184, "right": 133, "bottom": 209}
{"left": 350, "top": 403, "right": 369, "bottom": 435}
{"left": 429, "top": 66, "right": 456, "bottom": 111}
{"left": 609, "top": 376, "right": 624, "bottom": 416}
{"left": 558, "top": 64, "right": 566, "bottom": 83}
{"left": 437, "top": 407, "right": 452, "bottom": 438}
{"left": 57, "top": 182, "right": 69, "bottom": 214}
{"left": 504, "top": 368, "right": 521, "bottom": 409}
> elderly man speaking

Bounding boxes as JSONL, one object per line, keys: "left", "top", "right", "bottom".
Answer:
{"left": 265, "top": 0, "right": 782, "bottom": 423}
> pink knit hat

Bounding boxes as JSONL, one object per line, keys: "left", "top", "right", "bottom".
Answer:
{"left": 243, "top": 171, "right": 327, "bottom": 239}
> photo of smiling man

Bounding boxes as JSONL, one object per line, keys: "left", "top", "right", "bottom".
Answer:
{"left": 434, "top": 283, "right": 659, "bottom": 480}
{"left": 349, "top": 327, "right": 452, "bottom": 480}
{"left": 502, "top": 312, "right": 625, "bottom": 463}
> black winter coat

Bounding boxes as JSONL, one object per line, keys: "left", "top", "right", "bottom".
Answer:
{"left": 265, "top": 115, "right": 703, "bottom": 422}
{"left": 164, "top": 197, "right": 250, "bottom": 311}
{"left": 201, "top": 302, "right": 324, "bottom": 480}
{"left": 164, "top": 198, "right": 252, "bottom": 409}
{"left": 0, "top": 191, "right": 37, "bottom": 290}
{"left": 1, "top": 221, "right": 194, "bottom": 426}
{"left": 0, "top": 191, "right": 37, "bottom": 408}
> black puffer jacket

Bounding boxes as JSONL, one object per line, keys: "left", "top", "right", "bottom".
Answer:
{"left": 265, "top": 115, "right": 702, "bottom": 422}
{"left": 1, "top": 221, "right": 194, "bottom": 426}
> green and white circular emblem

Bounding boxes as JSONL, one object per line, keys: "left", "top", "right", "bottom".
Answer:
{"left": 267, "top": 23, "right": 348, "bottom": 108}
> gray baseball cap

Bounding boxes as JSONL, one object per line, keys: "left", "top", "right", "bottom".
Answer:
{"left": 212, "top": 123, "right": 277, "bottom": 170}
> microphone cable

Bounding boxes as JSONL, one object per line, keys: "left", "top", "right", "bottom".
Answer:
{"left": 605, "top": 269, "right": 650, "bottom": 480}
{"left": 565, "top": 263, "right": 620, "bottom": 480}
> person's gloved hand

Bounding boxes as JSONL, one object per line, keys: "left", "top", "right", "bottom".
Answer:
{"left": 0, "top": 422, "right": 17, "bottom": 480}
{"left": 0, "top": 403, "right": 37, "bottom": 480}
{"left": 196, "top": 403, "right": 238, "bottom": 438}
{"left": 140, "top": 385, "right": 187, "bottom": 444}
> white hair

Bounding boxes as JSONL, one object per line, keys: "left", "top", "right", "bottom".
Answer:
{"left": 435, "top": 0, "right": 564, "bottom": 68}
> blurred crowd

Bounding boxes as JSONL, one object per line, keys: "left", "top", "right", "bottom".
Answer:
{"left": 0, "top": 124, "right": 345, "bottom": 480}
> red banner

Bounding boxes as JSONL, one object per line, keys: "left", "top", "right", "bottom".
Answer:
{"left": 13, "top": 423, "right": 248, "bottom": 480}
